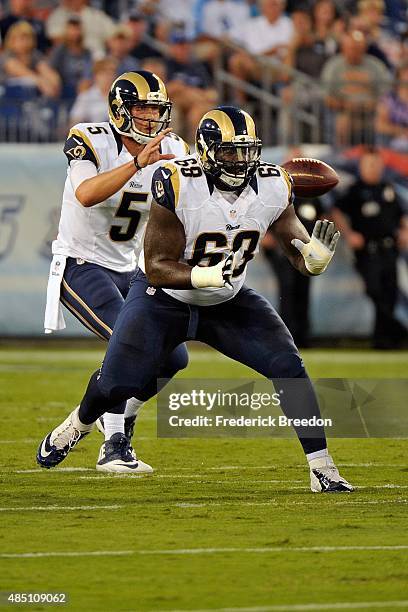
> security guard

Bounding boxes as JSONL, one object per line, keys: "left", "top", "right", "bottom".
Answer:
{"left": 262, "top": 196, "right": 323, "bottom": 347}
{"left": 332, "top": 147, "right": 407, "bottom": 349}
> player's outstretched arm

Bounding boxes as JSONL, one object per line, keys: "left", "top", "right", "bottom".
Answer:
{"left": 271, "top": 205, "right": 340, "bottom": 276}
{"left": 144, "top": 200, "right": 194, "bottom": 288}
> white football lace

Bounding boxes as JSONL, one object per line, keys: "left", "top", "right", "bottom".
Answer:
{"left": 53, "top": 423, "right": 82, "bottom": 450}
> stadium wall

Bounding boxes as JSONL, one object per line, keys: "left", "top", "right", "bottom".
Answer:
{"left": 0, "top": 144, "right": 406, "bottom": 338}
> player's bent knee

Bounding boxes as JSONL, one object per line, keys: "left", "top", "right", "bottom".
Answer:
{"left": 265, "top": 351, "right": 305, "bottom": 379}
{"left": 164, "top": 344, "right": 189, "bottom": 375}
{"left": 98, "top": 377, "right": 139, "bottom": 404}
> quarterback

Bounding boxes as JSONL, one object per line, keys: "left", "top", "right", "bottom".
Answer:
{"left": 43, "top": 70, "right": 189, "bottom": 473}
{"left": 38, "top": 106, "right": 353, "bottom": 492}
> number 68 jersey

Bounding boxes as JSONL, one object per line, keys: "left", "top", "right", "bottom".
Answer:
{"left": 143, "top": 154, "right": 293, "bottom": 306}
{"left": 53, "top": 122, "right": 189, "bottom": 272}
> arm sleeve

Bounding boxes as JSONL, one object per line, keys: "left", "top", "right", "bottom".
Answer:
{"left": 63, "top": 126, "right": 100, "bottom": 168}
{"left": 69, "top": 160, "right": 98, "bottom": 193}
{"left": 151, "top": 166, "right": 179, "bottom": 213}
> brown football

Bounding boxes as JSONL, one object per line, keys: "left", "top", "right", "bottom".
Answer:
{"left": 282, "top": 158, "right": 339, "bottom": 198}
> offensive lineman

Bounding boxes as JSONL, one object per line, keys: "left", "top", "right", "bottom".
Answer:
{"left": 38, "top": 106, "right": 353, "bottom": 492}
{"left": 43, "top": 71, "right": 189, "bottom": 473}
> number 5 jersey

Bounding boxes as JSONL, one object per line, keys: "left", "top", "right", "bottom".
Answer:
{"left": 141, "top": 154, "right": 294, "bottom": 306}
{"left": 53, "top": 122, "right": 189, "bottom": 272}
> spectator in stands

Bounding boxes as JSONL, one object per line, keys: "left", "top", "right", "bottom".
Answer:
{"left": 375, "top": 62, "right": 408, "bottom": 151}
{"left": 122, "top": 9, "right": 163, "bottom": 62}
{"left": 279, "top": 8, "right": 332, "bottom": 143}
{"left": 141, "top": 57, "right": 167, "bottom": 83}
{"left": 312, "top": 0, "right": 343, "bottom": 55}
{"left": 356, "top": 0, "right": 400, "bottom": 66}
{"left": 285, "top": 8, "right": 332, "bottom": 79}
{"left": 348, "top": 14, "right": 392, "bottom": 68}
{"left": 48, "top": 16, "right": 92, "bottom": 104}
{"left": 69, "top": 58, "right": 117, "bottom": 125}
{"left": 331, "top": 147, "right": 408, "bottom": 349}
{"left": 0, "top": 21, "right": 60, "bottom": 99}
{"left": 194, "top": 0, "right": 252, "bottom": 65}
{"left": 105, "top": 25, "right": 140, "bottom": 76}
{"left": 228, "top": 0, "right": 294, "bottom": 102}
{"left": 165, "top": 31, "right": 218, "bottom": 142}
{"left": 46, "top": 0, "right": 115, "bottom": 60}
{"left": 0, "top": 0, "right": 50, "bottom": 52}
{"left": 199, "top": 0, "right": 251, "bottom": 40}
{"left": 321, "top": 29, "right": 392, "bottom": 146}
{"left": 155, "top": 0, "right": 197, "bottom": 42}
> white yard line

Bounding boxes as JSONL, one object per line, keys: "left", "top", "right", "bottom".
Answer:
{"left": 0, "top": 550, "right": 133, "bottom": 559}
{"left": 0, "top": 439, "right": 38, "bottom": 444}
{"left": 2, "top": 545, "right": 408, "bottom": 560}
{"left": 162, "top": 464, "right": 408, "bottom": 471}
{"left": 13, "top": 467, "right": 94, "bottom": 473}
{"left": 0, "top": 505, "right": 123, "bottom": 512}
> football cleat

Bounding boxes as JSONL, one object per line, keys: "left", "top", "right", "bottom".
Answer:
{"left": 36, "top": 408, "right": 93, "bottom": 469}
{"left": 309, "top": 455, "right": 354, "bottom": 493}
{"left": 96, "top": 414, "right": 149, "bottom": 465}
{"left": 96, "top": 432, "right": 153, "bottom": 474}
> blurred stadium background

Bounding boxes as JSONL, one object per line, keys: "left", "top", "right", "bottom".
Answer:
{"left": 0, "top": 0, "right": 407, "bottom": 347}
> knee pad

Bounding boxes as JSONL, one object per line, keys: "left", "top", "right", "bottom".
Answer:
{"left": 267, "top": 351, "right": 305, "bottom": 379}
{"left": 161, "top": 344, "right": 189, "bottom": 376}
{"left": 98, "top": 376, "right": 138, "bottom": 405}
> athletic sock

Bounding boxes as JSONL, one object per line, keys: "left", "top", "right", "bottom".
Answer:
{"left": 124, "top": 397, "right": 144, "bottom": 419}
{"left": 71, "top": 406, "right": 94, "bottom": 433}
{"left": 103, "top": 412, "right": 125, "bottom": 441}
{"left": 306, "top": 448, "right": 329, "bottom": 464}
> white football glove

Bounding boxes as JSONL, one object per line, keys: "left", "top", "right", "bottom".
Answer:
{"left": 191, "top": 252, "right": 234, "bottom": 290}
{"left": 291, "top": 220, "right": 340, "bottom": 275}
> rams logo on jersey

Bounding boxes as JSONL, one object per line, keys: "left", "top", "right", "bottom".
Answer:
{"left": 65, "top": 145, "right": 87, "bottom": 160}
{"left": 63, "top": 128, "right": 100, "bottom": 169}
{"left": 154, "top": 180, "right": 165, "bottom": 199}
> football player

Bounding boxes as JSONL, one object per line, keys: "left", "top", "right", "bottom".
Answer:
{"left": 43, "top": 71, "right": 189, "bottom": 473}
{"left": 38, "top": 106, "right": 353, "bottom": 492}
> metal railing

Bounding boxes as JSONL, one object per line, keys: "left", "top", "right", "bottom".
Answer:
{"left": 0, "top": 31, "right": 404, "bottom": 149}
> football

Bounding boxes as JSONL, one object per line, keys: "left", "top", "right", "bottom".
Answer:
{"left": 282, "top": 157, "right": 339, "bottom": 198}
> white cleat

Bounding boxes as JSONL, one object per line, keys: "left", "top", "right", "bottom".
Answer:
{"left": 310, "top": 455, "right": 354, "bottom": 493}
{"left": 37, "top": 407, "right": 93, "bottom": 469}
{"left": 96, "top": 433, "right": 153, "bottom": 474}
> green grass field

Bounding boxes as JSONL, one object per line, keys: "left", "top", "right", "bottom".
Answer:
{"left": 1, "top": 346, "right": 408, "bottom": 611}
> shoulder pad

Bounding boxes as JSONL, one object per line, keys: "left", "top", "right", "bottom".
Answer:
{"left": 151, "top": 163, "right": 180, "bottom": 212}
{"left": 63, "top": 126, "right": 100, "bottom": 169}
{"left": 165, "top": 132, "right": 191, "bottom": 155}
{"left": 258, "top": 162, "right": 294, "bottom": 207}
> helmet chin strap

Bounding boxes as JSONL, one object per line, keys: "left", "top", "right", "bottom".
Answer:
{"left": 213, "top": 173, "right": 248, "bottom": 192}
{"left": 220, "top": 172, "right": 247, "bottom": 187}
{"left": 130, "top": 129, "right": 153, "bottom": 144}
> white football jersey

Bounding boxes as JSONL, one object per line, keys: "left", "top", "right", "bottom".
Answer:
{"left": 52, "top": 122, "right": 189, "bottom": 272}
{"left": 141, "top": 154, "right": 293, "bottom": 306}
